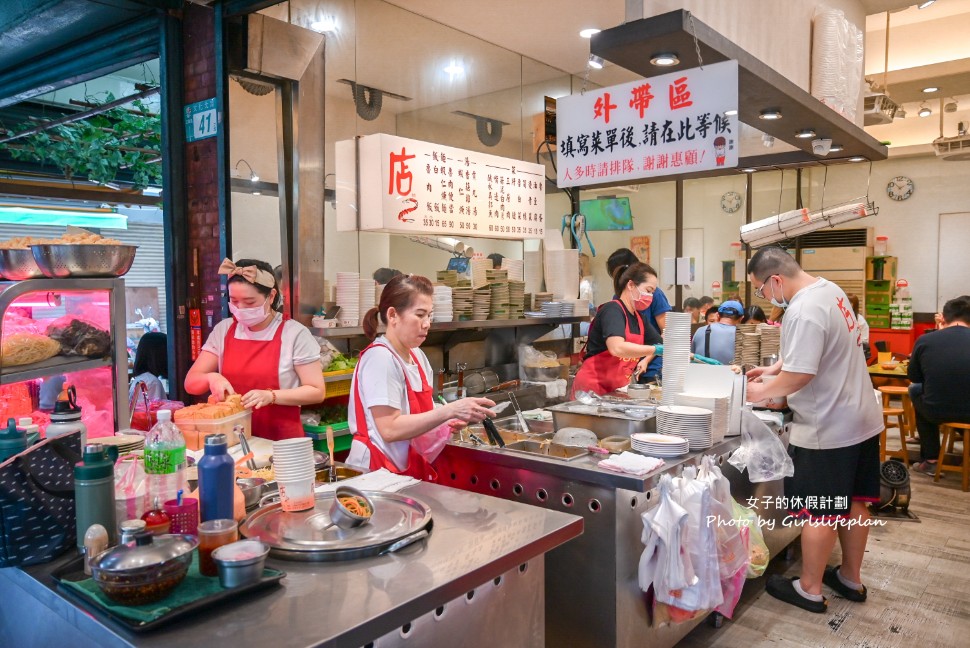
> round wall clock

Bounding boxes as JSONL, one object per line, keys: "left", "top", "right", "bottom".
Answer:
{"left": 886, "top": 176, "right": 914, "bottom": 201}
{"left": 721, "top": 191, "right": 743, "bottom": 213}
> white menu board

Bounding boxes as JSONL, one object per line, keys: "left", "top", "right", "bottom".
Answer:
{"left": 336, "top": 133, "right": 545, "bottom": 240}
{"left": 556, "top": 61, "right": 739, "bottom": 187}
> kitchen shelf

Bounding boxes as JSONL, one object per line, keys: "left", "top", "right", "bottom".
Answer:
{"left": 311, "top": 316, "right": 589, "bottom": 339}
{"left": 0, "top": 355, "right": 112, "bottom": 384}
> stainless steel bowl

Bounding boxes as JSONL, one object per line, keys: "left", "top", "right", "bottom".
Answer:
{"left": 213, "top": 539, "right": 269, "bottom": 588}
{"left": 237, "top": 477, "right": 267, "bottom": 509}
{"left": 523, "top": 365, "right": 561, "bottom": 381}
{"left": 329, "top": 486, "right": 374, "bottom": 529}
{"left": 0, "top": 248, "right": 45, "bottom": 280}
{"left": 30, "top": 244, "right": 137, "bottom": 278}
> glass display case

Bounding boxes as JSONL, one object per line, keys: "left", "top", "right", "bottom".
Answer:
{"left": 0, "top": 278, "right": 128, "bottom": 438}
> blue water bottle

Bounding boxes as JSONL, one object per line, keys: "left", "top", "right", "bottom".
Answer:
{"left": 197, "top": 433, "right": 235, "bottom": 522}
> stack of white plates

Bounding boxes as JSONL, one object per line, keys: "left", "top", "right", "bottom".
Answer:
{"left": 433, "top": 285, "right": 454, "bottom": 322}
{"left": 524, "top": 311, "right": 546, "bottom": 319}
{"left": 452, "top": 287, "right": 473, "bottom": 321}
{"left": 472, "top": 288, "right": 491, "bottom": 321}
{"left": 661, "top": 312, "right": 692, "bottom": 405}
{"left": 675, "top": 393, "right": 730, "bottom": 443}
{"left": 99, "top": 433, "right": 145, "bottom": 453}
{"left": 335, "top": 272, "right": 360, "bottom": 326}
{"left": 541, "top": 301, "right": 564, "bottom": 318}
{"left": 631, "top": 432, "right": 690, "bottom": 457}
{"left": 758, "top": 324, "right": 781, "bottom": 357}
{"left": 656, "top": 405, "right": 714, "bottom": 450}
{"left": 359, "top": 279, "right": 376, "bottom": 317}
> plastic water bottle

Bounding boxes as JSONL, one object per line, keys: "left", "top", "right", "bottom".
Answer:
{"left": 197, "top": 433, "right": 235, "bottom": 522}
{"left": 143, "top": 409, "right": 187, "bottom": 506}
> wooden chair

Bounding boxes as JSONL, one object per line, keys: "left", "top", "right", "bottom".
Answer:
{"left": 878, "top": 386, "right": 914, "bottom": 465}
{"left": 935, "top": 423, "right": 970, "bottom": 492}
{"left": 879, "top": 385, "right": 917, "bottom": 442}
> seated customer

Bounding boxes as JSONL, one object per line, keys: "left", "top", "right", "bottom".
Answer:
{"left": 908, "top": 296, "right": 970, "bottom": 475}
{"left": 743, "top": 305, "right": 767, "bottom": 325}
{"left": 698, "top": 296, "right": 715, "bottom": 321}
{"left": 682, "top": 297, "right": 702, "bottom": 323}
{"left": 704, "top": 308, "right": 720, "bottom": 324}
{"left": 691, "top": 300, "right": 744, "bottom": 364}
{"left": 129, "top": 332, "right": 168, "bottom": 401}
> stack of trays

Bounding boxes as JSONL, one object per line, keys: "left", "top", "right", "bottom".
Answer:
{"left": 452, "top": 287, "right": 474, "bottom": 320}
{"left": 500, "top": 258, "right": 524, "bottom": 282}
{"left": 472, "top": 288, "right": 491, "bottom": 321}
{"left": 631, "top": 433, "right": 689, "bottom": 457}
{"left": 486, "top": 268, "right": 508, "bottom": 283}
{"left": 740, "top": 332, "right": 762, "bottom": 367}
{"left": 336, "top": 272, "right": 360, "bottom": 326}
{"left": 436, "top": 270, "right": 459, "bottom": 287}
{"left": 533, "top": 292, "right": 554, "bottom": 312}
{"left": 433, "top": 285, "right": 453, "bottom": 322}
{"left": 508, "top": 281, "right": 526, "bottom": 319}
{"left": 656, "top": 405, "right": 714, "bottom": 450}
{"left": 758, "top": 324, "right": 781, "bottom": 358}
{"left": 489, "top": 281, "right": 510, "bottom": 319}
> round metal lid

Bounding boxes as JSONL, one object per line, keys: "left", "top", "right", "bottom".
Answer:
{"left": 91, "top": 533, "right": 198, "bottom": 572}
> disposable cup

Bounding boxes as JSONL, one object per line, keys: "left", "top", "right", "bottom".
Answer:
{"left": 273, "top": 465, "right": 315, "bottom": 478}
{"left": 277, "top": 478, "right": 315, "bottom": 512}
{"left": 273, "top": 438, "right": 312, "bottom": 451}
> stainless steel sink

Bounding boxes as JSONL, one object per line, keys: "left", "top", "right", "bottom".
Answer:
{"left": 502, "top": 439, "right": 588, "bottom": 461}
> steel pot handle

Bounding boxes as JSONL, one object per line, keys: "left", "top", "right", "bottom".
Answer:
{"left": 379, "top": 529, "right": 429, "bottom": 555}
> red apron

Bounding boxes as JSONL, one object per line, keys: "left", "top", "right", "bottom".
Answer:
{"left": 571, "top": 300, "right": 645, "bottom": 398}
{"left": 351, "top": 343, "right": 437, "bottom": 481}
{"left": 221, "top": 320, "right": 303, "bottom": 441}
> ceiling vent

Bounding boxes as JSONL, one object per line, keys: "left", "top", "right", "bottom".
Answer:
{"left": 791, "top": 227, "right": 871, "bottom": 249}
{"left": 933, "top": 134, "right": 970, "bottom": 161}
{"left": 863, "top": 93, "right": 898, "bottom": 126}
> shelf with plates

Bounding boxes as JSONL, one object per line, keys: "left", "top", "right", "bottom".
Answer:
{"left": 311, "top": 316, "right": 589, "bottom": 339}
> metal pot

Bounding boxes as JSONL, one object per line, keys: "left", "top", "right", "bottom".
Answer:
{"left": 89, "top": 533, "right": 198, "bottom": 605}
{"left": 464, "top": 370, "right": 499, "bottom": 395}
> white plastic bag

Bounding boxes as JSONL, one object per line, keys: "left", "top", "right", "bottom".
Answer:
{"left": 638, "top": 476, "right": 696, "bottom": 597}
{"left": 668, "top": 468, "right": 723, "bottom": 612}
{"left": 728, "top": 407, "right": 794, "bottom": 483}
{"left": 410, "top": 422, "right": 453, "bottom": 463}
{"left": 699, "top": 457, "right": 749, "bottom": 580}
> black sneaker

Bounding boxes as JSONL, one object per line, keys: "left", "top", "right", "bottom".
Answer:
{"left": 823, "top": 565, "right": 867, "bottom": 602}
{"left": 765, "top": 575, "right": 828, "bottom": 613}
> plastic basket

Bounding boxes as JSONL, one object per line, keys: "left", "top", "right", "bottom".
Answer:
{"left": 304, "top": 421, "right": 353, "bottom": 455}
{"left": 323, "top": 369, "right": 354, "bottom": 398}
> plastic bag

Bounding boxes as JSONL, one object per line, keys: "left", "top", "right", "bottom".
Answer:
{"left": 667, "top": 467, "right": 723, "bottom": 612}
{"left": 699, "top": 457, "right": 749, "bottom": 579}
{"left": 520, "top": 345, "right": 559, "bottom": 369}
{"left": 638, "top": 476, "right": 695, "bottom": 597}
{"left": 46, "top": 319, "right": 111, "bottom": 357}
{"left": 410, "top": 422, "right": 454, "bottom": 463}
{"left": 114, "top": 454, "right": 149, "bottom": 522}
{"left": 728, "top": 407, "right": 794, "bottom": 483}
{"left": 732, "top": 499, "right": 770, "bottom": 578}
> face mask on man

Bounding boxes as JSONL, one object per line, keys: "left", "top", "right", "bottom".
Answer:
{"left": 229, "top": 299, "right": 270, "bottom": 328}
{"left": 768, "top": 278, "right": 789, "bottom": 309}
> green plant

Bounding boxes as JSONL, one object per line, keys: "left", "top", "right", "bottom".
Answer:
{"left": 2, "top": 92, "right": 162, "bottom": 189}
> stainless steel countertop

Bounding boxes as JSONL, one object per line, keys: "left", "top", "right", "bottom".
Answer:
{"left": 4, "top": 482, "right": 582, "bottom": 648}
{"left": 445, "top": 436, "right": 742, "bottom": 492}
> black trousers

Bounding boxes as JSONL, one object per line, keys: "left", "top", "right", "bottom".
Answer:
{"left": 909, "top": 383, "right": 970, "bottom": 462}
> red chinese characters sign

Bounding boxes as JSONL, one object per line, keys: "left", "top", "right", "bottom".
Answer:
{"left": 336, "top": 134, "right": 546, "bottom": 239}
{"left": 556, "top": 61, "right": 738, "bottom": 187}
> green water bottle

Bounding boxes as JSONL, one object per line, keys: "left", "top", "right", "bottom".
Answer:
{"left": 0, "top": 418, "right": 27, "bottom": 462}
{"left": 74, "top": 443, "right": 117, "bottom": 549}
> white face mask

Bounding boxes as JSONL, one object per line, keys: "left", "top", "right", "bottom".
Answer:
{"left": 229, "top": 299, "right": 270, "bottom": 328}
{"left": 768, "top": 278, "right": 789, "bottom": 309}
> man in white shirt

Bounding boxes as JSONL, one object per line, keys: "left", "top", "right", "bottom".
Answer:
{"left": 746, "top": 247, "right": 883, "bottom": 614}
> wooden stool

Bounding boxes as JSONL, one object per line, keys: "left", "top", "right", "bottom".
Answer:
{"left": 879, "top": 386, "right": 917, "bottom": 443}
{"left": 881, "top": 407, "right": 909, "bottom": 465}
{"left": 935, "top": 423, "right": 970, "bottom": 492}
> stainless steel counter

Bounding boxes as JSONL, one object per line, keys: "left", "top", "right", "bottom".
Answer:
{"left": 0, "top": 482, "right": 582, "bottom": 648}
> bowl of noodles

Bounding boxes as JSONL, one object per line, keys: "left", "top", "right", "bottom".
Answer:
{"left": 330, "top": 486, "right": 374, "bottom": 530}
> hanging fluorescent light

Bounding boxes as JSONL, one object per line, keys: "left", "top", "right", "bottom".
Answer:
{"left": 918, "top": 105, "right": 932, "bottom": 117}
{"left": 740, "top": 199, "right": 878, "bottom": 247}
{"left": 649, "top": 53, "right": 679, "bottom": 66}
{"left": 795, "top": 129, "right": 816, "bottom": 139}
{"left": 579, "top": 28, "right": 601, "bottom": 38}
{"left": 0, "top": 205, "right": 127, "bottom": 229}
{"left": 922, "top": 86, "right": 939, "bottom": 93}
{"left": 588, "top": 55, "right": 604, "bottom": 69}
{"left": 829, "top": 144, "right": 844, "bottom": 153}
{"left": 759, "top": 109, "right": 782, "bottom": 120}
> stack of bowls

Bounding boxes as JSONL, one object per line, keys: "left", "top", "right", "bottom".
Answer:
{"left": 271, "top": 438, "right": 316, "bottom": 512}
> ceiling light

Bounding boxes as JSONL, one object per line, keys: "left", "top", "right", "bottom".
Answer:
{"left": 829, "top": 144, "right": 844, "bottom": 153}
{"left": 795, "top": 129, "right": 816, "bottom": 139}
{"left": 848, "top": 157, "right": 866, "bottom": 162}
{"left": 723, "top": 109, "right": 738, "bottom": 116}
{"left": 579, "top": 28, "right": 600, "bottom": 39}
{"left": 918, "top": 1, "right": 937, "bottom": 8}
{"left": 588, "top": 55, "right": 604, "bottom": 70}
{"left": 740, "top": 168, "right": 757, "bottom": 173}
{"left": 759, "top": 109, "right": 782, "bottom": 120}
{"left": 649, "top": 53, "right": 680, "bottom": 66}
{"left": 310, "top": 16, "right": 338, "bottom": 33}
{"left": 918, "top": 105, "right": 932, "bottom": 117}
{"left": 444, "top": 62, "right": 465, "bottom": 76}
{"left": 922, "top": 86, "right": 939, "bottom": 93}
{"left": 945, "top": 100, "right": 958, "bottom": 113}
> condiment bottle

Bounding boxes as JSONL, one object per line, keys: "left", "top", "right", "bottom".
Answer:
{"left": 197, "top": 433, "right": 234, "bottom": 522}
{"left": 141, "top": 496, "right": 171, "bottom": 535}
{"left": 47, "top": 385, "right": 87, "bottom": 446}
{"left": 83, "top": 524, "right": 108, "bottom": 576}
{"left": 74, "top": 443, "right": 116, "bottom": 549}
{"left": 119, "top": 519, "right": 147, "bottom": 545}
{"left": 0, "top": 417, "right": 28, "bottom": 462}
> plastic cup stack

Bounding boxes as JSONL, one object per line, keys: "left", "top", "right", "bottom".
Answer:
{"left": 271, "top": 438, "right": 316, "bottom": 512}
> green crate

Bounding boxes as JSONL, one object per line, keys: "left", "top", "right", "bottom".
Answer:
{"left": 865, "top": 280, "right": 893, "bottom": 294}
{"left": 865, "top": 293, "right": 892, "bottom": 305}
{"left": 304, "top": 421, "right": 353, "bottom": 455}
{"left": 866, "top": 303, "right": 890, "bottom": 315}
{"left": 868, "top": 316, "right": 892, "bottom": 328}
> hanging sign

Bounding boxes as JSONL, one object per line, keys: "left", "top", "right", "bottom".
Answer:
{"left": 556, "top": 61, "right": 739, "bottom": 187}
{"left": 336, "top": 134, "right": 545, "bottom": 239}
{"left": 188, "top": 308, "right": 202, "bottom": 360}
{"left": 184, "top": 98, "right": 218, "bottom": 143}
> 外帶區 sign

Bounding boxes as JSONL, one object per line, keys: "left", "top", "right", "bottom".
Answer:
{"left": 336, "top": 134, "right": 546, "bottom": 240}
{"left": 184, "top": 98, "right": 218, "bottom": 143}
{"left": 556, "top": 61, "right": 739, "bottom": 187}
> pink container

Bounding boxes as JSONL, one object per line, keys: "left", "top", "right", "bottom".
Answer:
{"left": 163, "top": 497, "right": 199, "bottom": 535}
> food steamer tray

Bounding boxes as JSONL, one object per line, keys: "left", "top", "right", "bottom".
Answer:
{"left": 239, "top": 490, "right": 433, "bottom": 562}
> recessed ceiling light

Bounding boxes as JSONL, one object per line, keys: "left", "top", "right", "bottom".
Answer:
{"left": 650, "top": 53, "right": 680, "bottom": 67}
{"left": 918, "top": 1, "right": 937, "bottom": 9}
{"left": 795, "top": 129, "right": 816, "bottom": 139}
{"left": 588, "top": 54, "right": 604, "bottom": 70}
{"left": 829, "top": 144, "right": 844, "bottom": 153}
{"left": 922, "top": 86, "right": 939, "bottom": 93}
{"left": 918, "top": 106, "right": 932, "bottom": 117}
{"left": 311, "top": 16, "right": 338, "bottom": 33}
{"left": 723, "top": 109, "right": 738, "bottom": 116}
{"left": 579, "top": 28, "right": 601, "bottom": 39}
{"left": 759, "top": 109, "right": 782, "bottom": 120}
{"left": 848, "top": 156, "right": 866, "bottom": 162}
{"left": 444, "top": 63, "right": 465, "bottom": 76}
{"left": 740, "top": 168, "right": 757, "bottom": 173}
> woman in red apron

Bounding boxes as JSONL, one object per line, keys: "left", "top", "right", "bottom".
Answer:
{"left": 185, "top": 258, "right": 326, "bottom": 440}
{"left": 572, "top": 262, "right": 661, "bottom": 398}
{"left": 346, "top": 274, "right": 495, "bottom": 480}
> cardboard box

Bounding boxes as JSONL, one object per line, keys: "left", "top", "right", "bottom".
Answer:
{"left": 865, "top": 256, "right": 898, "bottom": 282}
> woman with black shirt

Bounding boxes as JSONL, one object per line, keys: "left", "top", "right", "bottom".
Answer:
{"left": 571, "top": 262, "right": 661, "bottom": 397}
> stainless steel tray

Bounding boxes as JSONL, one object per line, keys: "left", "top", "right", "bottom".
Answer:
{"left": 502, "top": 439, "right": 588, "bottom": 461}
{"left": 239, "top": 490, "right": 432, "bottom": 562}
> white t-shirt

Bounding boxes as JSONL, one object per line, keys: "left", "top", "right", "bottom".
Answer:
{"left": 346, "top": 337, "right": 433, "bottom": 471}
{"left": 201, "top": 312, "right": 321, "bottom": 389}
{"left": 780, "top": 278, "right": 883, "bottom": 449}
{"left": 856, "top": 314, "right": 870, "bottom": 343}
{"left": 129, "top": 373, "right": 166, "bottom": 402}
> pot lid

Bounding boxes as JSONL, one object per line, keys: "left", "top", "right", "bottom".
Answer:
{"left": 91, "top": 532, "right": 198, "bottom": 572}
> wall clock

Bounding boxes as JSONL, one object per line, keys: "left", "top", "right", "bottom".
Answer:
{"left": 721, "top": 191, "right": 743, "bottom": 213}
{"left": 886, "top": 176, "right": 914, "bottom": 201}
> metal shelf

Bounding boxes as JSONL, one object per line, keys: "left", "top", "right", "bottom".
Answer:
{"left": 311, "top": 316, "right": 589, "bottom": 339}
{"left": 0, "top": 355, "right": 111, "bottom": 384}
